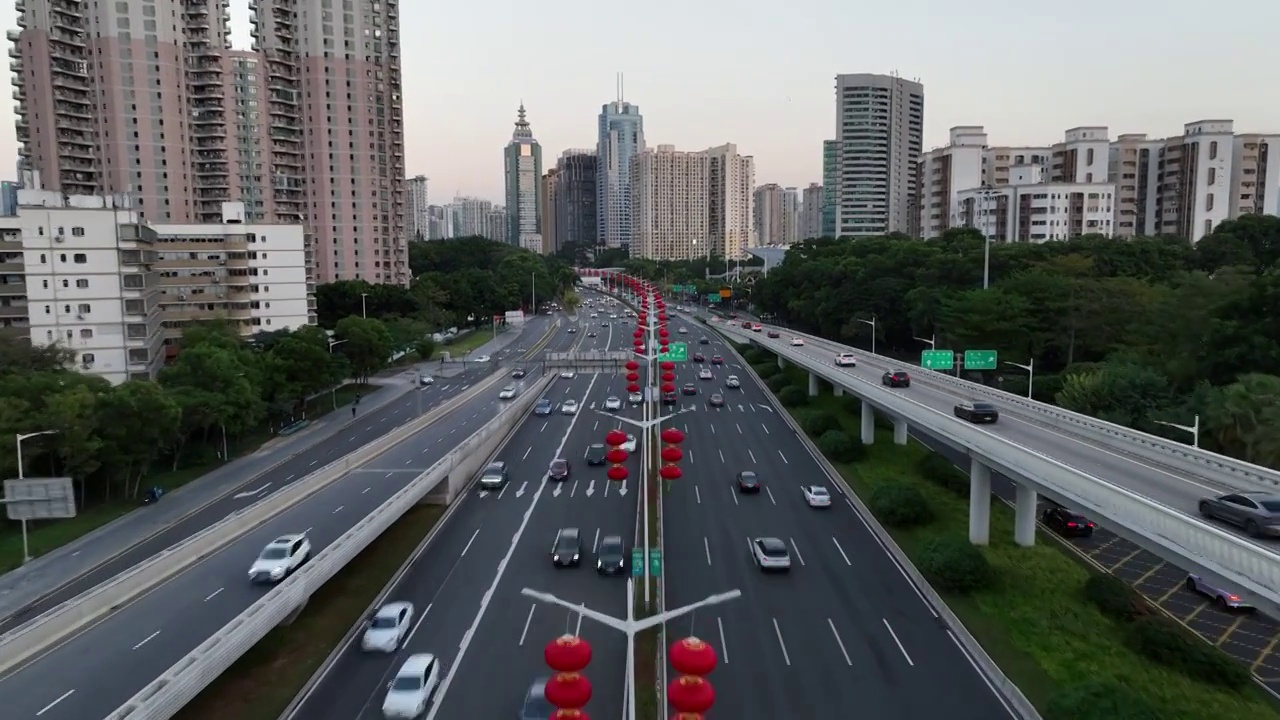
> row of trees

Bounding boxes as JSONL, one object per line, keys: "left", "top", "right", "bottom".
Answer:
{"left": 750, "top": 214, "right": 1280, "bottom": 468}
{"left": 0, "top": 316, "right": 400, "bottom": 511}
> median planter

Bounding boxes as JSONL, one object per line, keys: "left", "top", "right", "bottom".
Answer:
{"left": 868, "top": 483, "right": 933, "bottom": 528}
{"left": 1045, "top": 679, "right": 1162, "bottom": 720}
{"left": 916, "top": 534, "right": 992, "bottom": 594}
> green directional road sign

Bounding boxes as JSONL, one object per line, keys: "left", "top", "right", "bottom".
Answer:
{"left": 631, "top": 548, "right": 644, "bottom": 577}
{"left": 659, "top": 342, "right": 688, "bottom": 362}
{"left": 920, "top": 349, "right": 955, "bottom": 370}
{"left": 649, "top": 549, "right": 662, "bottom": 577}
{"left": 964, "top": 350, "right": 998, "bottom": 370}
{"left": 706, "top": 294, "right": 721, "bottom": 303}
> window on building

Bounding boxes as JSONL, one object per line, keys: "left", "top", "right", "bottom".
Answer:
{"left": 82, "top": 353, "right": 95, "bottom": 364}
{"left": 1206, "top": 193, "right": 1215, "bottom": 211}
{"left": 79, "top": 329, "right": 93, "bottom": 339}
{"left": 1208, "top": 167, "right": 1216, "bottom": 185}
{"left": 1209, "top": 141, "right": 1218, "bottom": 160}
{"left": 72, "top": 227, "right": 85, "bottom": 236}
{"left": 77, "top": 303, "right": 91, "bottom": 314}
{"left": 76, "top": 279, "right": 89, "bottom": 289}
{"left": 73, "top": 253, "right": 87, "bottom": 264}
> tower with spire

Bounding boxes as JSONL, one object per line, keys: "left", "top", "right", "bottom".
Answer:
{"left": 503, "top": 102, "right": 544, "bottom": 250}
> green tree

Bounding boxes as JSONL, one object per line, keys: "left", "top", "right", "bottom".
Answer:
{"left": 334, "top": 316, "right": 394, "bottom": 380}
{"left": 40, "top": 385, "right": 104, "bottom": 504}
{"left": 95, "top": 381, "right": 181, "bottom": 497}
{"left": 160, "top": 343, "right": 265, "bottom": 465}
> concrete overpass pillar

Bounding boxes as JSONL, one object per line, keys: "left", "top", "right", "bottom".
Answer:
{"left": 968, "top": 458, "right": 991, "bottom": 545}
{"left": 833, "top": 386, "right": 844, "bottom": 397}
{"left": 860, "top": 401, "right": 875, "bottom": 445}
{"left": 777, "top": 356, "right": 786, "bottom": 369}
{"left": 808, "top": 372, "right": 819, "bottom": 397}
{"left": 1014, "top": 483, "right": 1038, "bottom": 547}
{"left": 892, "top": 418, "right": 908, "bottom": 445}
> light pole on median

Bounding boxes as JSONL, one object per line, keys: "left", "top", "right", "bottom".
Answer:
{"left": 1154, "top": 414, "right": 1200, "bottom": 449}
{"left": 359, "top": 292, "right": 369, "bottom": 318}
{"left": 15, "top": 430, "right": 58, "bottom": 563}
{"left": 1004, "top": 358, "right": 1034, "bottom": 398}
{"left": 521, "top": 580, "right": 741, "bottom": 720}
{"left": 327, "top": 338, "right": 349, "bottom": 410}
{"left": 855, "top": 315, "right": 876, "bottom": 356}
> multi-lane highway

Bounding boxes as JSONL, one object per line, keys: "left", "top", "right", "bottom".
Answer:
{"left": 657, "top": 322, "right": 1015, "bottom": 719}
{"left": 288, "top": 308, "right": 643, "bottom": 719}
{"left": 0, "top": 319, "right": 577, "bottom": 720}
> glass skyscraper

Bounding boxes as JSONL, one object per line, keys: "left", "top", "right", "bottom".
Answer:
{"left": 596, "top": 101, "right": 645, "bottom": 250}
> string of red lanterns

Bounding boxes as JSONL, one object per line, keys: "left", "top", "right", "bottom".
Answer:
{"left": 544, "top": 635, "right": 593, "bottom": 717}
{"left": 604, "top": 428, "right": 628, "bottom": 482}
{"left": 669, "top": 636, "right": 718, "bottom": 715}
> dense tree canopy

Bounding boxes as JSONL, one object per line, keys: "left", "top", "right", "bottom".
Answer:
{"left": 750, "top": 215, "right": 1280, "bottom": 467}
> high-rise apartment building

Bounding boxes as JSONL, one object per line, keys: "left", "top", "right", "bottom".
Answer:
{"left": 484, "top": 206, "right": 508, "bottom": 244}
{"left": 597, "top": 100, "right": 645, "bottom": 250}
{"left": 554, "top": 150, "right": 598, "bottom": 252}
{"left": 540, "top": 169, "right": 558, "bottom": 255}
{"left": 830, "top": 73, "right": 924, "bottom": 238}
{"left": 407, "top": 175, "right": 429, "bottom": 241}
{"left": 800, "top": 183, "right": 823, "bottom": 241}
{"left": 753, "top": 184, "right": 786, "bottom": 246}
{"left": 917, "top": 126, "right": 988, "bottom": 239}
{"left": 503, "top": 104, "right": 543, "bottom": 251}
{"left": 630, "top": 145, "right": 710, "bottom": 261}
{"left": 821, "top": 141, "right": 839, "bottom": 237}
{"left": 12, "top": 0, "right": 406, "bottom": 287}
{"left": 450, "top": 196, "right": 493, "bottom": 238}
{"left": 426, "top": 205, "right": 452, "bottom": 239}
{"left": 706, "top": 144, "right": 755, "bottom": 259}
{"left": 781, "top": 187, "right": 800, "bottom": 245}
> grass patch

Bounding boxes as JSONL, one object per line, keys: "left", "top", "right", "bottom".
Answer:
{"left": 173, "top": 504, "right": 446, "bottom": 720}
{"left": 435, "top": 328, "right": 502, "bottom": 358}
{"left": 0, "top": 382, "right": 370, "bottom": 572}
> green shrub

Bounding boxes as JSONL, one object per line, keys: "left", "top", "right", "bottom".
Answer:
{"left": 917, "top": 535, "right": 992, "bottom": 594}
{"left": 872, "top": 410, "right": 895, "bottom": 431}
{"left": 916, "top": 453, "right": 969, "bottom": 497}
{"left": 753, "top": 362, "right": 779, "bottom": 379}
{"left": 1082, "top": 574, "right": 1147, "bottom": 622}
{"left": 1122, "top": 615, "right": 1250, "bottom": 690}
{"left": 766, "top": 374, "right": 791, "bottom": 392}
{"left": 742, "top": 348, "right": 766, "bottom": 364}
{"left": 817, "top": 430, "right": 865, "bottom": 463}
{"left": 869, "top": 483, "right": 934, "bottom": 528}
{"left": 777, "top": 385, "right": 808, "bottom": 408}
{"left": 1045, "top": 679, "right": 1163, "bottom": 720}
{"left": 803, "top": 411, "right": 841, "bottom": 437}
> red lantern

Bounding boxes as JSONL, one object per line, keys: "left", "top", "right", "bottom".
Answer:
{"left": 660, "top": 383, "right": 676, "bottom": 393}
{"left": 672, "top": 715, "right": 703, "bottom": 720}
{"left": 625, "top": 372, "right": 639, "bottom": 382}
{"left": 626, "top": 382, "right": 640, "bottom": 393}
{"left": 660, "top": 361, "right": 675, "bottom": 371}
{"left": 660, "top": 464, "right": 683, "bottom": 480}
{"left": 661, "top": 446, "right": 683, "bottom": 463}
{"left": 625, "top": 360, "right": 639, "bottom": 371}
{"left": 659, "top": 343, "right": 669, "bottom": 351}
{"left": 668, "top": 676, "right": 714, "bottom": 714}
{"left": 633, "top": 338, "right": 644, "bottom": 347}
{"left": 552, "top": 711, "right": 590, "bottom": 720}
{"left": 546, "top": 672, "right": 593, "bottom": 709}
{"left": 632, "top": 329, "right": 644, "bottom": 339}
{"left": 661, "top": 428, "right": 686, "bottom": 444}
{"left": 659, "top": 313, "right": 668, "bottom": 322}
{"left": 545, "top": 635, "right": 592, "bottom": 673}
{"left": 661, "top": 372, "right": 675, "bottom": 382}
{"left": 605, "top": 449, "right": 629, "bottom": 464}
{"left": 605, "top": 429, "right": 628, "bottom": 447}
{"left": 670, "top": 637, "right": 717, "bottom": 676}
{"left": 658, "top": 329, "right": 670, "bottom": 339}
{"left": 607, "top": 465, "right": 628, "bottom": 481}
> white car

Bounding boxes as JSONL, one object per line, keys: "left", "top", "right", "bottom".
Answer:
{"left": 628, "top": 391, "right": 643, "bottom": 405}
{"left": 248, "top": 534, "right": 311, "bottom": 583}
{"left": 590, "top": 312, "right": 599, "bottom": 318}
{"left": 749, "top": 537, "right": 791, "bottom": 572}
{"left": 803, "top": 485, "right": 832, "bottom": 508}
{"left": 418, "top": 375, "right": 434, "bottom": 387}
{"left": 498, "top": 385, "right": 518, "bottom": 400}
{"left": 678, "top": 327, "right": 688, "bottom": 334}
{"left": 561, "top": 399, "right": 579, "bottom": 415}
{"left": 604, "top": 396, "right": 622, "bottom": 411}
{"left": 834, "top": 353, "right": 857, "bottom": 367}
{"left": 473, "top": 354, "right": 491, "bottom": 363}
{"left": 725, "top": 375, "right": 741, "bottom": 389}
{"left": 698, "top": 368, "right": 713, "bottom": 380}
{"left": 382, "top": 653, "right": 441, "bottom": 719}
{"left": 621, "top": 434, "right": 637, "bottom": 452}
{"left": 560, "top": 370, "right": 576, "bottom": 379}
{"left": 361, "top": 601, "right": 415, "bottom": 653}
{"left": 790, "top": 337, "right": 805, "bottom": 346}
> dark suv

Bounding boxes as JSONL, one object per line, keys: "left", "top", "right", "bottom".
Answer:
{"left": 954, "top": 400, "right": 999, "bottom": 423}
{"left": 882, "top": 370, "right": 911, "bottom": 388}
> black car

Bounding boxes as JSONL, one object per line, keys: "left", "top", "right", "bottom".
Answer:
{"left": 585, "top": 444, "right": 607, "bottom": 465}
{"left": 767, "top": 331, "right": 780, "bottom": 338}
{"left": 955, "top": 400, "right": 999, "bottom": 423}
{"left": 551, "top": 528, "right": 581, "bottom": 567}
{"left": 662, "top": 391, "right": 678, "bottom": 405}
{"left": 692, "top": 353, "right": 706, "bottom": 362}
{"left": 549, "top": 458, "right": 570, "bottom": 481}
{"left": 682, "top": 383, "right": 698, "bottom": 395}
{"left": 1041, "top": 506, "right": 1096, "bottom": 537}
{"left": 533, "top": 398, "right": 553, "bottom": 416}
{"left": 512, "top": 368, "right": 527, "bottom": 379}
{"left": 587, "top": 331, "right": 597, "bottom": 338}
{"left": 596, "top": 535, "right": 627, "bottom": 575}
{"left": 882, "top": 370, "right": 911, "bottom": 388}
{"left": 698, "top": 337, "right": 710, "bottom": 345}
{"left": 737, "top": 471, "right": 761, "bottom": 493}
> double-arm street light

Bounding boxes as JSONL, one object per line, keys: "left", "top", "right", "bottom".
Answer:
{"left": 1004, "top": 358, "right": 1034, "bottom": 398}
{"left": 855, "top": 315, "right": 877, "bottom": 356}
{"left": 327, "top": 338, "right": 349, "bottom": 410}
{"left": 14, "top": 430, "right": 58, "bottom": 562}
{"left": 1155, "top": 414, "right": 1200, "bottom": 448}
{"left": 521, "top": 579, "right": 741, "bottom": 720}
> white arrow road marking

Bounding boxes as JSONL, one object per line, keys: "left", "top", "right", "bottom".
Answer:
{"left": 618, "top": 479, "right": 628, "bottom": 496}
{"left": 515, "top": 480, "right": 528, "bottom": 497}
{"left": 478, "top": 490, "right": 489, "bottom": 498}
{"left": 233, "top": 483, "right": 271, "bottom": 499}
{"left": 757, "top": 403, "right": 774, "bottom": 413}
{"left": 552, "top": 480, "right": 562, "bottom": 497}
{"left": 585, "top": 480, "right": 596, "bottom": 497}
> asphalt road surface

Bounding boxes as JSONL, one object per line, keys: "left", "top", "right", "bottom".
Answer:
{"left": 288, "top": 318, "right": 645, "bottom": 720}
{"left": 658, "top": 330, "right": 1016, "bottom": 719}
{"left": 0, "top": 321, "right": 579, "bottom": 720}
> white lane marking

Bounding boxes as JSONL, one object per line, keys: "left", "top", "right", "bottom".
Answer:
{"left": 717, "top": 617, "right": 729, "bottom": 664}
{"left": 772, "top": 618, "right": 791, "bottom": 665}
{"left": 736, "top": 423, "right": 743, "bottom": 434}
{"left": 498, "top": 481, "right": 510, "bottom": 499}
{"left": 304, "top": 526, "right": 312, "bottom": 534}
{"left": 695, "top": 486, "right": 701, "bottom": 504}
{"left": 592, "top": 528, "right": 600, "bottom": 555}
{"left": 363, "top": 487, "right": 371, "bottom": 494}
{"left": 518, "top": 604, "right": 537, "bottom": 646}
{"left": 687, "top": 449, "right": 694, "bottom": 464}
{"left": 778, "top": 449, "right": 788, "bottom": 464}
{"left": 333, "top": 505, "right": 344, "bottom": 514}
{"left": 36, "top": 690, "right": 75, "bottom": 716}
{"left": 523, "top": 446, "right": 532, "bottom": 460}
{"left": 832, "top": 537, "right": 852, "bottom": 565}
{"left": 133, "top": 630, "right": 161, "bottom": 650}
{"left": 571, "top": 479, "right": 579, "bottom": 497}
{"left": 730, "top": 486, "right": 739, "bottom": 506}
{"left": 404, "top": 458, "right": 412, "bottom": 465}
{"left": 710, "top": 424, "right": 716, "bottom": 434}
{"left": 765, "top": 486, "right": 777, "bottom": 505}
{"left": 385, "top": 472, "right": 395, "bottom": 478}
{"left": 703, "top": 537, "right": 712, "bottom": 566}
{"left": 404, "top": 603, "right": 433, "bottom": 647}
{"left": 204, "top": 587, "right": 223, "bottom": 602}
{"left": 747, "top": 449, "right": 756, "bottom": 464}
{"left": 461, "top": 528, "right": 480, "bottom": 556}
{"left": 883, "top": 618, "right": 914, "bottom": 666}
{"left": 789, "top": 537, "right": 805, "bottom": 565}
{"left": 761, "top": 424, "right": 769, "bottom": 434}
{"left": 828, "top": 618, "right": 853, "bottom": 666}
{"left": 539, "top": 421, "right": 548, "bottom": 432}
{"left": 309, "top": 459, "right": 318, "bottom": 466}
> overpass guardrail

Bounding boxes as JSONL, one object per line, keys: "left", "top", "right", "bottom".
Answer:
{"left": 103, "top": 376, "right": 552, "bottom": 719}
{"left": 712, "top": 322, "right": 1280, "bottom": 611}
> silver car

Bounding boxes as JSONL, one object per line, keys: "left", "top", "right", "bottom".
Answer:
{"left": 361, "top": 601, "right": 415, "bottom": 652}
{"left": 749, "top": 537, "right": 791, "bottom": 572}
{"left": 1185, "top": 574, "right": 1252, "bottom": 610}
{"left": 1197, "top": 491, "right": 1280, "bottom": 537}
{"left": 604, "top": 396, "right": 622, "bottom": 411}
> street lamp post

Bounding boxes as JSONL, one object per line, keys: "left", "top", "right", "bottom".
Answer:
{"left": 521, "top": 579, "right": 741, "bottom": 720}
{"left": 327, "top": 338, "right": 348, "bottom": 410}
{"left": 1154, "top": 414, "right": 1200, "bottom": 448}
{"left": 913, "top": 333, "right": 936, "bottom": 349}
{"left": 15, "top": 430, "right": 58, "bottom": 563}
{"left": 359, "top": 292, "right": 369, "bottom": 318}
{"left": 856, "top": 315, "right": 877, "bottom": 356}
{"left": 1004, "top": 358, "right": 1034, "bottom": 398}
{"left": 980, "top": 184, "right": 995, "bottom": 290}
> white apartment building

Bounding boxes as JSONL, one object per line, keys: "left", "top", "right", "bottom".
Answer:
{"left": 955, "top": 164, "right": 1115, "bottom": 242}
{"left": 799, "top": 183, "right": 823, "bottom": 241}
{"left": 630, "top": 145, "right": 711, "bottom": 261}
{"left": 706, "top": 144, "right": 755, "bottom": 259}
{"left": 407, "top": 176, "right": 429, "bottom": 241}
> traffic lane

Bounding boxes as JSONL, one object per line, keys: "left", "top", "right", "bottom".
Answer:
{"left": 2, "top": 464, "right": 416, "bottom": 720}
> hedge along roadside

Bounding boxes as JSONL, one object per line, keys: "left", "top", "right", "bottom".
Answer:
{"left": 0, "top": 365, "right": 510, "bottom": 679}
{"left": 706, "top": 330, "right": 1041, "bottom": 719}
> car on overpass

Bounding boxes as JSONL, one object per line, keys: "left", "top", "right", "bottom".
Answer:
{"left": 418, "top": 374, "right": 435, "bottom": 386}
{"left": 629, "top": 390, "right": 644, "bottom": 405}
{"left": 882, "top": 370, "right": 911, "bottom": 388}
{"left": 512, "top": 368, "right": 527, "bottom": 379}
{"left": 692, "top": 352, "right": 705, "bottom": 362}
{"left": 698, "top": 368, "right": 713, "bottom": 380}
{"left": 620, "top": 434, "right": 637, "bottom": 452}
{"left": 767, "top": 330, "right": 781, "bottom": 338}
{"left": 662, "top": 390, "right": 677, "bottom": 405}
{"left": 479, "top": 461, "right": 509, "bottom": 489}
{"left": 361, "top": 601, "right": 415, "bottom": 653}
{"left": 1197, "top": 491, "right": 1280, "bottom": 538}
{"left": 790, "top": 337, "right": 805, "bottom": 346}
{"left": 498, "top": 385, "right": 518, "bottom": 400}
{"left": 559, "top": 370, "right": 576, "bottom": 379}
{"left": 954, "top": 400, "right": 999, "bottom": 424}
{"left": 682, "top": 383, "right": 698, "bottom": 396}
{"left": 834, "top": 352, "right": 857, "bottom": 367}
{"left": 381, "top": 653, "right": 441, "bottom": 719}
{"left": 248, "top": 533, "right": 310, "bottom": 584}
{"left": 604, "top": 396, "right": 622, "bottom": 411}
{"left": 725, "top": 375, "right": 741, "bottom": 388}
{"left": 711, "top": 355, "right": 724, "bottom": 365}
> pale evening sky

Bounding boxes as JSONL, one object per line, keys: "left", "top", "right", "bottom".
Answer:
{"left": 3, "top": 0, "right": 1278, "bottom": 205}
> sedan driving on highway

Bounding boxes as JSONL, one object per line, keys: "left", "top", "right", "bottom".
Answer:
{"left": 621, "top": 434, "right": 637, "bottom": 452}
{"left": 561, "top": 399, "right": 579, "bottom": 415}
{"left": 711, "top": 355, "right": 724, "bottom": 365}
{"left": 790, "top": 337, "right": 805, "bottom": 346}
{"left": 586, "top": 444, "right": 607, "bottom": 465}
{"left": 767, "top": 330, "right": 781, "bottom": 339}
{"left": 737, "top": 471, "right": 761, "bottom": 493}
{"left": 560, "top": 370, "right": 577, "bottom": 379}
{"left": 551, "top": 528, "right": 582, "bottom": 567}
{"left": 803, "top": 485, "right": 832, "bottom": 507}
{"left": 1198, "top": 491, "right": 1280, "bottom": 537}
{"left": 418, "top": 374, "right": 434, "bottom": 387}
{"left": 512, "top": 368, "right": 527, "bottom": 379}
{"left": 499, "top": 385, "right": 518, "bottom": 400}
{"left": 834, "top": 353, "right": 857, "bottom": 367}
{"left": 382, "top": 653, "right": 440, "bottom": 719}
{"left": 750, "top": 537, "right": 791, "bottom": 572}
{"left": 1040, "top": 505, "right": 1095, "bottom": 537}
{"left": 248, "top": 533, "right": 310, "bottom": 583}
{"left": 533, "top": 398, "right": 553, "bottom": 416}
{"left": 1185, "top": 574, "right": 1253, "bottom": 610}
{"left": 954, "top": 400, "right": 999, "bottom": 424}
{"left": 725, "top": 375, "right": 740, "bottom": 389}
{"left": 662, "top": 390, "right": 677, "bottom": 405}
{"left": 699, "top": 337, "right": 710, "bottom": 345}
{"left": 548, "top": 458, "right": 570, "bottom": 481}
{"left": 479, "top": 461, "right": 508, "bottom": 489}
{"left": 604, "top": 396, "right": 622, "bottom": 411}
{"left": 629, "top": 391, "right": 644, "bottom": 405}
{"left": 597, "top": 535, "right": 627, "bottom": 575}
{"left": 708, "top": 393, "right": 725, "bottom": 407}
{"left": 682, "top": 383, "right": 698, "bottom": 395}
{"left": 692, "top": 352, "right": 705, "bottom": 362}
{"left": 361, "top": 601, "right": 414, "bottom": 653}
{"left": 882, "top": 370, "right": 911, "bottom": 388}
{"left": 473, "top": 354, "right": 491, "bottom": 363}
{"left": 698, "top": 367, "right": 713, "bottom": 380}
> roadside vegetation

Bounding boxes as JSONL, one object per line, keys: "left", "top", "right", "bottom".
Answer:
{"left": 735, "top": 341, "right": 1280, "bottom": 720}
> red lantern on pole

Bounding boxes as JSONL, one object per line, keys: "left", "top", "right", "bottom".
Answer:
{"left": 668, "top": 676, "right": 714, "bottom": 714}
{"left": 605, "top": 429, "right": 628, "bottom": 447}
{"left": 660, "top": 464, "right": 683, "bottom": 480}
{"left": 551, "top": 711, "right": 590, "bottom": 720}
{"left": 660, "top": 361, "right": 676, "bottom": 371}
{"left": 660, "top": 383, "right": 676, "bottom": 394}
{"left": 661, "top": 446, "right": 683, "bottom": 463}
{"left": 661, "top": 428, "right": 686, "bottom": 445}
{"left": 670, "top": 637, "right": 717, "bottom": 676}
{"left": 607, "top": 465, "right": 628, "bottom": 481}
{"left": 626, "top": 383, "right": 640, "bottom": 393}
{"left": 605, "top": 449, "right": 629, "bottom": 465}
{"left": 546, "top": 672, "right": 593, "bottom": 710}
{"left": 632, "top": 338, "right": 644, "bottom": 347}
{"left": 545, "top": 635, "right": 592, "bottom": 673}
{"left": 661, "top": 372, "right": 675, "bottom": 383}
{"left": 625, "top": 372, "right": 639, "bottom": 382}
{"left": 625, "top": 360, "right": 639, "bottom": 371}
{"left": 658, "top": 328, "right": 670, "bottom": 339}
{"left": 632, "top": 329, "right": 644, "bottom": 339}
